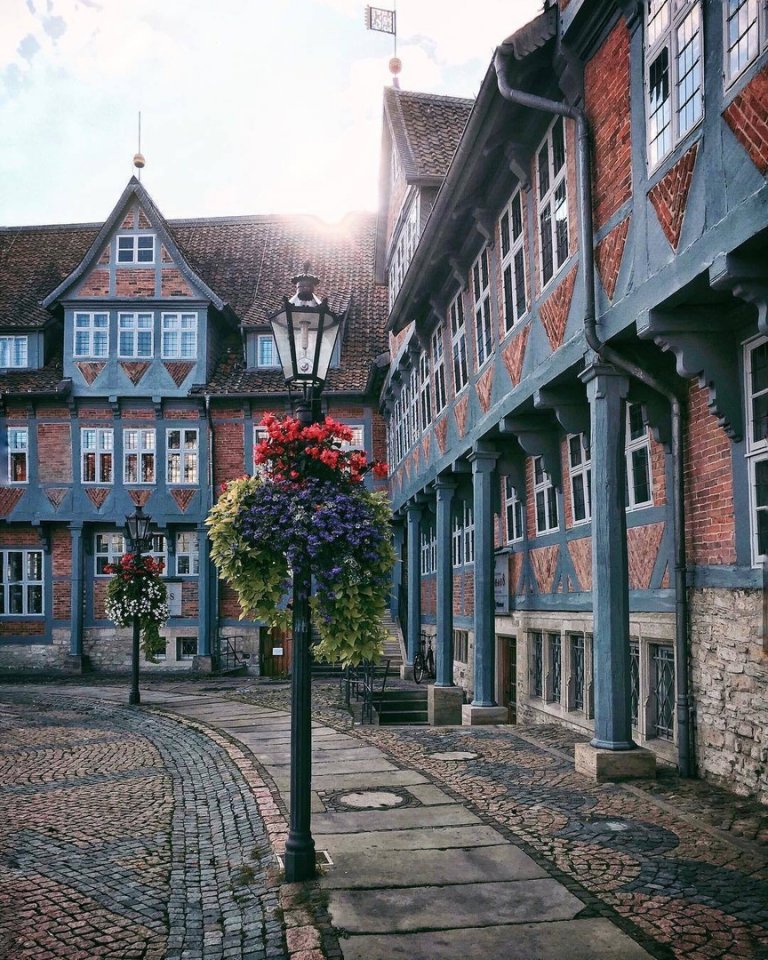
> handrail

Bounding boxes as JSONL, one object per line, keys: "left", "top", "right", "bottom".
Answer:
{"left": 343, "top": 658, "right": 392, "bottom": 724}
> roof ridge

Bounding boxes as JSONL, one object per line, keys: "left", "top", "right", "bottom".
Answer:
{"left": 394, "top": 88, "right": 475, "bottom": 106}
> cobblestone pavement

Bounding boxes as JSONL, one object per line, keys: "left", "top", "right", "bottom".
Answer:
{"left": 225, "top": 680, "right": 768, "bottom": 960}
{"left": 0, "top": 690, "right": 286, "bottom": 960}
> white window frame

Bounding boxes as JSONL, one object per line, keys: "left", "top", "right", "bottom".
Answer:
{"left": 175, "top": 531, "right": 200, "bottom": 576}
{"left": 117, "top": 234, "right": 155, "bottom": 264}
{"left": 256, "top": 334, "right": 278, "bottom": 368}
{"left": 645, "top": 0, "right": 703, "bottom": 171}
{"left": 0, "top": 335, "right": 28, "bottom": 368}
{"left": 463, "top": 502, "right": 475, "bottom": 564}
{"left": 81, "top": 428, "right": 114, "bottom": 484}
{"left": 537, "top": 116, "right": 569, "bottom": 288}
{"left": 161, "top": 313, "right": 197, "bottom": 360}
{"left": 534, "top": 456, "right": 559, "bottom": 534}
{"left": 500, "top": 188, "right": 527, "bottom": 332}
{"left": 568, "top": 433, "right": 592, "bottom": 525}
{"left": 431, "top": 325, "right": 448, "bottom": 414}
{"left": 450, "top": 294, "right": 469, "bottom": 394}
{"left": 418, "top": 351, "right": 432, "bottom": 432}
{"left": 725, "top": 0, "right": 764, "bottom": 84}
{"left": 0, "top": 549, "right": 43, "bottom": 615}
{"left": 472, "top": 247, "right": 493, "bottom": 369}
{"left": 407, "top": 367, "right": 419, "bottom": 450}
{"left": 8, "top": 427, "right": 28, "bottom": 484}
{"left": 123, "top": 428, "right": 156, "bottom": 484}
{"left": 118, "top": 312, "right": 154, "bottom": 359}
{"left": 452, "top": 511, "right": 464, "bottom": 567}
{"left": 453, "top": 628, "right": 469, "bottom": 663}
{"left": 504, "top": 477, "right": 524, "bottom": 543}
{"left": 388, "top": 198, "right": 420, "bottom": 308}
{"left": 74, "top": 312, "right": 109, "bottom": 359}
{"left": 166, "top": 428, "right": 199, "bottom": 485}
{"left": 625, "top": 403, "right": 653, "bottom": 510}
{"left": 95, "top": 531, "right": 166, "bottom": 576}
{"left": 420, "top": 532, "right": 431, "bottom": 575}
{"left": 744, "top": 336, "right": 768, "bottom": 564}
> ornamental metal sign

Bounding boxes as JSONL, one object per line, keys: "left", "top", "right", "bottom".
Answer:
{"left": 494, "top": 556, "right": 509, "bottom": 614}
{"left": 365, "top": 6, "right": 396, "bottom": 34}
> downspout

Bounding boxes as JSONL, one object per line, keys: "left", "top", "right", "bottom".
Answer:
{"left": 494, "top": 48, "right": 693, "bottom": 777}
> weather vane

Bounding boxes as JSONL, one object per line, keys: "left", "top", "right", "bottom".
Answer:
{"left": 365, "top": 4, "right": 401, "bottom": 88}
{"left": 133, "top": 111, "right": 146, "bottom": 181}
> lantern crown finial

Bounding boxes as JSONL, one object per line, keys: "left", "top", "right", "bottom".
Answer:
{"left": 290, "top": 262, "right": 321, "bottom": 304}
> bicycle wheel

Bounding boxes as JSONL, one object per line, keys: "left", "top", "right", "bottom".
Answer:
{"left": 413, "top": 653, "right": 425, "bottom": 684}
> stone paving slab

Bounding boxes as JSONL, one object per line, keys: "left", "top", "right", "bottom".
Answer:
{"left": 309, "top": 769, "right": 430, "bottom": 790}
{"left": 253, "top": 746, "right": 386, "bottom": 764}
{"left": 405, "top": 783, "right": 454, "bottom": 805}
{"left": 327, "top": 878, "right": 586, "bottom": 933}
{"left": 338, "top": 918, "right": 655, "bottom": 960}
{"left": 321, "top": 844, "right": 548, "bottom": 889}
{"left": 318, "top": 824, "right": 505, "bottom": 853}
{"left": 312, "top": 803, "right": 480, "bottom": 834}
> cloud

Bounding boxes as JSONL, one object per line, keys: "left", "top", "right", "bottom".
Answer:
{"left": 17, "top": 34, "right": 41, "bottom": 62}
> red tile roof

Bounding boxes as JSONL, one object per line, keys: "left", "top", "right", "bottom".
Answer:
{"left": 385, "top": 88, "right": 474, "bottom": 181}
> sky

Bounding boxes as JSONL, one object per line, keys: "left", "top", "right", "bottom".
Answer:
{"left": 0, "top": 0, "right": 542, "bottom": 226}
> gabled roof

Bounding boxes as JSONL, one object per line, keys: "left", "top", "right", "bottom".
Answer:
{"left": 0, "top": 355, "right": 70, "bottom": 399}
{"left": 41, "top": 177, "right": 225, "bottom": 311}
{"left": 384, "top": 88, "right": 474, "bottom": 183}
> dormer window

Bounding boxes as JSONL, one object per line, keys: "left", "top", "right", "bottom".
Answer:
{"left": 117, "top": 235, "right": 155, "bottom": 264}
{"left": 257, "top": 334, "right": 278, "bottom": 368}
{"left": 0, "top": 336, "right": 28, "bottom": 368}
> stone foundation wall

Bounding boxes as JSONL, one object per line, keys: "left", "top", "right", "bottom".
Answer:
{"left": 0, "top": 630, "right": 70, "bottom": 673}
{"left": 689, "top": 587, "right": 768, "bottom": 802}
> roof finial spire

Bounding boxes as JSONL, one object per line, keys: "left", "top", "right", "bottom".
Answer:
{"left": 364, "top": 4, "right": 400, "bottom": 87}
{"left": 133, "top": 111, "right": 146, "bottom": 181}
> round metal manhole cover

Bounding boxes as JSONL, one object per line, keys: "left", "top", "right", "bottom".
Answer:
{"left": 429, "top": 751, "right": 478, "bottom": 761}
{"left": 336, "top": 790, "right": 406, "bottom": 809}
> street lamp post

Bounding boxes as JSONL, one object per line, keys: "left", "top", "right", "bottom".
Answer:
{"left": 268, "top": 263, "right": 343, "bottom": 883}
{"left": 124, "top": 505, "right": 152, "bottom": 706}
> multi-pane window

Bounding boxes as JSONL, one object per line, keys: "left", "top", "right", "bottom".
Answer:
{"left": 450, "top": 294, "right": 469, "bottom": 393}
{"left": 431, "top": 325, "right": 448, "bottom": 414}
{"left": 257, "top": 334, "right": 277, "bottom": 368}
{"left": 123, "top": 429, "right": 156, "bottom": 484}
{"left": 650, "top": 643, "right": 675, "bottom": 740}
{"left": 568, "top": 434, "right": 592, "bottom": 524}
{"left": 420, "top": 532, "right": 432, "bottom": 575}
{"left": 534, "top": 456, "right": 559, "bottom": 533}
{"left": 549, "top": 633, "right": 562, "bottom": 704}
{"left": 253, "top": 425, "right": 269, "bottom": 477}
{"left": 0, "top": 336, "right": 28, "bottom": 368}
{"left": 500, "top": 188, "right": 527, "bottom": 331}
{"left": 463, "top": 503, "right": 475, "bottom": 564}
{"left": 176, "top": 531, "right": 199, "bottom": 576}
{"left": 418, "top": 351, "right": 432, "bottom": 432}
{"left": 388, "top": 199, "right": 420, "bottom": 307}
{"left": 74, "top": 313, "right": 109, "bottom": 358}
{"left": 117, "top": 234, "right": 155, "bottom": 263}
{"left": 537, "top": 117, "right": 569, "bottom": 287}
{"left": 81, "top": 428, "right": 114, "bottom": 484}
{"left": 472, "top": 248, "right": 493, "bottom": 368}
{"left": 726, "top": 0, "right": 761, "bottom": 81}
{"left": 0, "top": 549, "right": 43, "bottom": 615}
{"left": 531, "top": 630, "right": 544, "bottom": 698}
{"left": 167, "top": 429, "right": 199, "bottom": 485}
{"left": 625, "top": 403, "right": 653, "bottom": 509}
{"left": 95, "top": 532, "right": 126, "bottom": 575}
{"left": 645, "top": 0, "right": 703, "bottom": 169}
{"left": 95, "top": 532, "right": 166, "bottom": 575}
{"left": 339, "top": 425, "right": 365, "bottom": 452}
{"left": 118, "top": 313, "right": 153, "bottom": 358}
{"left": 452, "top": 511, "right": 464, "bottom": 567}
{"left": 453, "top": 629, "right": 469, "bottom": 663}
{"left": 8, "top": 427, "right": 28, "bottom": 483}
{"left": 177, "top": 637, "right": 198, "bottom": 659}
{"left": 570, "top": 632, "right": 586, "bottom": 711}
{"left": 406, "top": 367, "right": 419, "bottom": 450}
{"left": 744, "top": 337, "right": 768, "bottom": 562}
{"left": 162, "top": 313, "right": 197, "bottom": 359}
{"left": 504, "top": 477, "right": 524, "bottom": 543}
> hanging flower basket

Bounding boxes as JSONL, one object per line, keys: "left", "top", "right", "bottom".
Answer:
{"left": 104, "top": 553, "right": 169, "bottom": 662}
{"left": 206, "top": 414, "right": 394, "bottom": 667}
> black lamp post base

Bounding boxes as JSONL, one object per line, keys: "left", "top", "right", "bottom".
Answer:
{"left": 128, "top": 691, "right": 141, "bottom": 706}
{"left": 284, "top": 834, "right": 316, "bottom": 882}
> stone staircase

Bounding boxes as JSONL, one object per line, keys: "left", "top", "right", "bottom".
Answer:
{"left": 373, "top": 686, "right": 429, "bottom": 725}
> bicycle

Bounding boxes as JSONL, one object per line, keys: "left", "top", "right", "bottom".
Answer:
{"left": 413, "top": 634, "right": 435, "bottom": 684}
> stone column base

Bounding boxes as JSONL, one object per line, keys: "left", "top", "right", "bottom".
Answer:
{"left": 461, "top": 704, "right": 507, "bottom": 726}
{"left": 428, "top": 685, "right": 463, "bottom": 725}
{"left": 64, "top": 654, "right": 90, "bottom": 674}
{"left": 400, "top": 663, "right": 413, "bottom": 681}
{"left": 575, "top": 743, "right": 656, "bottom": 782}
{"left": 192, "top": 655, "right": 214, "bottom": 674}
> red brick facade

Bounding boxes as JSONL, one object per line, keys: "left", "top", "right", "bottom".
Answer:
{"left": 684, "top": 381, "right": 736, "bottom": 565}
{"left": 37, "top": 423, "right": 72, "bottom": 483}
{"left": 723, "top": 64, "right": 768, "bottom": 174}
{"left": 648, "top": 143, "right": 699, "bottom": 250}
{"left": 585, "top": 19, "right": 632, "bottom": 230}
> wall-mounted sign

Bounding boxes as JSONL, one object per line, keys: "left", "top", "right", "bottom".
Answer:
{"left": 494, "top": 556, "right": 509, "bottom": 614}
{"left": 166, "top": 581, "right": 183, "bottom": 617}
{"left": 272, "top": 647, "right": 284, "bottom": 657}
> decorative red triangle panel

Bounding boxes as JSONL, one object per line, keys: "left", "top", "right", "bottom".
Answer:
{"left": 454, "top": 394, "right": 469, "bottom": 438}
{"left": 86, "top": 487, "right": 110, "bottom": 509}
{"left": 434, "top": 417, "right": 448, "bottom": 454}
{"left": 75, "top": 362, "right": 106, "bottom": 385}
{"left": 501, "top": 325, "right": 530, "bottom": 386}
{"left": 163, "top": 361, "right": 195, "bottom": 387}
{"left": 476, "top": 366, "right": 494, "bottom": 414}
{"left": 171, "top": 488, "right": 196, "bottom": 513}
{"left": 595, "top": 217, "right": 630, "bottom": 301}
{"left": 540, "top": 268, "right": 577, "bottom": 351}
{"left": 0, "top": 488, "right": 24, "bottom": 517}
{"left": 127, "top": 489, "right": 151, "bottom": 507}
{"left": 46, "top": 488, "right": 67, "bottom": 510}
{"left": 567, "top": 537, "right": 592, "bottom": 591}
{"left": 722, "top": 65, "right": 768, "bottom": 174}
{"left": 120, "top": 361, "right": 150, "bottom": 385}
{"left": 648, "top": 142, "right": 699, "bottom": 250}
